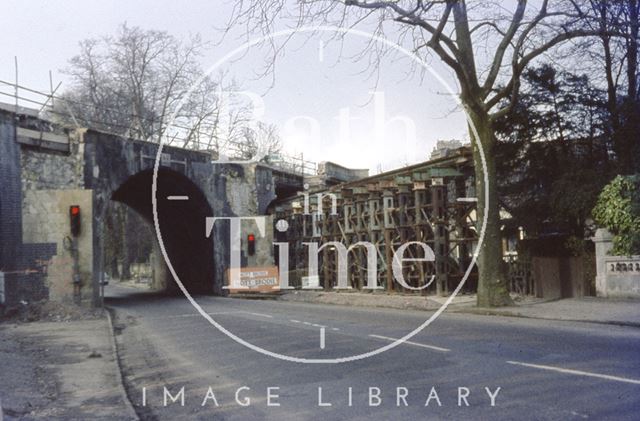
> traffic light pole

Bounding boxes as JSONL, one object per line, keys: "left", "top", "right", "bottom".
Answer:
{"left": 71, "top": 236, "right": 81, "bottom": 305}
{"left": 68, "top": 205, "right": 82, "bottom": 304}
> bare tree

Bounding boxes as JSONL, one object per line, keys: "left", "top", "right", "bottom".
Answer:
{"left": 236, "top": 121, "right": 283, "bottom": 160}
{"left": 227, "top": 0, "right": 612, "bottom": 306}
{"left": 57, "top": 23, "right": 230, "bottom": 149}
{"left": 580, "top": 0, "right": 639, "bottom": 173}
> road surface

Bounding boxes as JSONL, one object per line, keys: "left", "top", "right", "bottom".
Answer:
{"left": 106, "top": 286, "right": 640, "bottom": 420}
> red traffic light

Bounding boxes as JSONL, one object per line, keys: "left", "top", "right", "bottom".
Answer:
{"left": 247, "top": 234, "right": 256, "bottom": 255}
{"left": 69, "top": 205, "right": 81, "bottom": 236}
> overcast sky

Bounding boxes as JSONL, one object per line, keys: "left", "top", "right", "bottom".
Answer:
{"left": 0, "top": 0, "right": 469, "bottom": 172}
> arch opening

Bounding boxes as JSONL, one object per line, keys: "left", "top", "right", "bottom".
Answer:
{"left": 110, "top": 168, "right": 215, "bottom": 294}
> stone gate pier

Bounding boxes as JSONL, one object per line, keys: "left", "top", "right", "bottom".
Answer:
{"left": 593, "top": 229, "right": 640, "bottom": 298}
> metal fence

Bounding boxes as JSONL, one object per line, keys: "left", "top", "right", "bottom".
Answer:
{"left": 0, "top": 79, "right": 317, "bottom": 176}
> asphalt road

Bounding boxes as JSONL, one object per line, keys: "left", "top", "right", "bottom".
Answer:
{"left": 106, "top": 286, "right": 640, "bottom": 420}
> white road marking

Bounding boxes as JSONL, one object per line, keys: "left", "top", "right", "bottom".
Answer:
{"left": 506, "top": 361, "right": 640, "bottom": 385}
{"left": 158, "top": 311, "right": 238, "bottom": 319}
{"left": 368, "top": 335, "right": 451, "bottom": 352}
{"left": 456, "top": 197, "right": 478, "bottom": 202}
{"left": 242, "top": 311, "right": 273, "bottom": 319}
{"left": 290, "top": 318, "right": 338, "bottom": 340}
{"left": 570, "top": 411, "right": 589, "bottom": 419}
{"left": 167, "top": 195, "right": 190, "bottom": 201}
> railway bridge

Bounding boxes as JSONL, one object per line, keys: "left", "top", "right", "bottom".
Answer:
{"left": 0, "top": 105, "right": 305, "bottom": 306}
{"left": 0, "top": 104, "right": 479, "bottom": 308}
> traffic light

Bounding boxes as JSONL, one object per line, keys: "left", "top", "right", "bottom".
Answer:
{"left": 69, "top": 205, "right": 81, "bottom": 237}
{"left": 247, "top": 233, "right": 256, "bottom": 256}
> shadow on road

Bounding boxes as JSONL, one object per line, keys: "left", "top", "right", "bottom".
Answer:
{"left": 104, "top": 284, "right": 214, "bottom": 309}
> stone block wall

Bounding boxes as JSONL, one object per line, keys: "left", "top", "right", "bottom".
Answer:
{"left": 593, "top": 229, "right": 640, "bottom": 298}
{"left": 225, "top": 163, "right": 277, "bottom": 272}
{"left": 0, "top": 110, "right": 58, "bottom": 306}
{"left": 0, "top": 111, "right": 22, "bottom": 271}
{"left": 22, "top": 190, "right": 93, "bottom": 303}
{"left": 20, "top": 130, "right": 84, "bottom": 191}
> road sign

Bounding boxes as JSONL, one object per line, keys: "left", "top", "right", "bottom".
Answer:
{"left": 227, "top": 266, "right": 279, "bottom": 293}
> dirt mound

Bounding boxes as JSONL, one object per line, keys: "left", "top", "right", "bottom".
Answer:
{"left": 1, "top": 300, "right": 104, "bottom": 323}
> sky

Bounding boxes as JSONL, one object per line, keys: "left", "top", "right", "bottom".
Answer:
{"left": 0, "top": 0, "right": 469, "bottom": 173}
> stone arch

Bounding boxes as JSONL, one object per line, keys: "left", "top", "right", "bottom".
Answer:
{"left": 109, "top": 168, "right": 215, "bottom": 294}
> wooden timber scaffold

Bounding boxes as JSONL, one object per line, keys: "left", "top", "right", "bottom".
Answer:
{"left": 272, "top": 146, "right": 479, "bottom": 296}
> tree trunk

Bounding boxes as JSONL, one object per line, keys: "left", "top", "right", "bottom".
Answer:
{"left": 627, "top": 0, "right": 638, "bottom": 103}
{"left": 110, "top": 256, "right": 120, "bottom": 279}
{"left": 626, "top": 0, "right": 640, "bottom": 174}
{"left": 120, "top": 210, "right": 132, "bottom": 280}
{"left": 467, "top": 109, "right": 513, "bottom": 307}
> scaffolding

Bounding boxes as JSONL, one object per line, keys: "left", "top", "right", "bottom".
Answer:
{"left": 273, "top": 147, "right": 479, "bottom": 296}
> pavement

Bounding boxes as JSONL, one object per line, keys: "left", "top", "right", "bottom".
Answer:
{"left": 0, "top": 313, "right": 137, "bottom": 420}
{"left": 277, "top": 290, "right": 640, "bottom": 327}
{"left": 456, "top": 296, "right": 640, "bottom": 327}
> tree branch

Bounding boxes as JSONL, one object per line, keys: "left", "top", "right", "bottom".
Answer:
{"left": 481, "top": 0, "right": 527, "bottom": 96}
{"left": 344, "top": 0, "right": 461, "bottom": 58}
{"left": 489, "top": 27, "right": 617, "bottom": 120}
